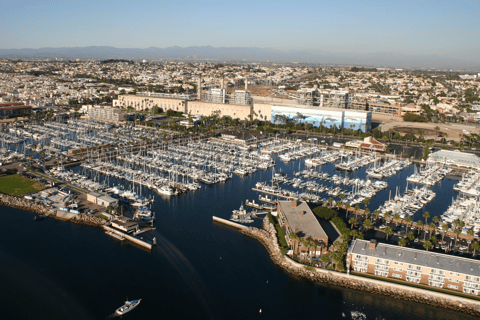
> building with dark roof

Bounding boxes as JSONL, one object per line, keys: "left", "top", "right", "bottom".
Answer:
{"left": 347, "top": 239, "right": 480, "bottom": 296}
{"left": 277, "top": 200, "right": 328, "bottom": 256}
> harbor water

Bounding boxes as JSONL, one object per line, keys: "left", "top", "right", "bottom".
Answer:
{"left": 0, "top": 153, "right": 474, "bottom": 320}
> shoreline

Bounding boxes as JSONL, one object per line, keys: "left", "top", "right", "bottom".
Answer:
{"left": 241, "top": 216, "right": 480, "bottom": 317}
{"left": 0, "top": 193, "right": 106, "bottom": 227}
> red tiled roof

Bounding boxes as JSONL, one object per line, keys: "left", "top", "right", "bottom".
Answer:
{"left": 0, "top": 102, "right": 25, "bottom": 107}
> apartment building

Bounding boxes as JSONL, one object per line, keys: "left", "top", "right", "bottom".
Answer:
{"left": 277, "top": 200, "right": 328, "bottom": 256}
{"left": 368, "top": 102, "right": 402, "bottom": 117}
{"left": 347, "top": 239, "right": 480, "bottom": 296}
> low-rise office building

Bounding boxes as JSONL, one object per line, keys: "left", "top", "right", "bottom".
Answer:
{"left": 347, "top": 239, "right": 480, "bottom": 296}
{"left": 277, "top": 200, "right": 328, "bottom": 256}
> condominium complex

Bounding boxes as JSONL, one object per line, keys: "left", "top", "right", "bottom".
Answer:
{"left": 347, "top": 239, "right": 480, "bottom": 296}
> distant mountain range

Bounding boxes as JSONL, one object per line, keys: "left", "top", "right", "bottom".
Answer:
{"left": 0, "top": 46, "right": 478, "bottom": 70}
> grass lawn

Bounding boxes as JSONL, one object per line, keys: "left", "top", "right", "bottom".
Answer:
{"left": 0, "top": 174, "right": 44, "bottom": 196}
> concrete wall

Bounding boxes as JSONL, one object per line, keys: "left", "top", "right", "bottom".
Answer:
{"left": 118, "top": 95, "right": 186, "bottom": 112}
{"left": 187, "top": 101, "right": 251, "bottom": 120}
{"left": 252, "top": 103, "right": 272, "bottom": 121}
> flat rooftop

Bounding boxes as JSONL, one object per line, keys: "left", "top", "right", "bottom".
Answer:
{"left": 278, "top": 201, "right": 328, "bottom": 239}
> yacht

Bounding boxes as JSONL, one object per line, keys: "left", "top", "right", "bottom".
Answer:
{"left": 115, "top": 299, "right": 141, "bottom": 316}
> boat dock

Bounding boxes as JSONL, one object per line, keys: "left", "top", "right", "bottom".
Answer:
{"left": 103, "top": 225, "right": 153, "bottom": 250}
{"left": 212, "top": 216, "right": 248, "bottom": 230}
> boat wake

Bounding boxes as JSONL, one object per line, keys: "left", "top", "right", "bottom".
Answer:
{"left": 106, "top": 313, "right": 118, "bottom": 319}
{"left": 154, "top": 233, "right": 217, "bottom": 320}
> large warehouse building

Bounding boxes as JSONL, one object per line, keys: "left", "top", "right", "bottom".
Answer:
{"left": 270, "top": 105, "right": 371, "bottom": 132}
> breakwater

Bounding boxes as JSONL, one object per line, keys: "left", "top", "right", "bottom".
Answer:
{"left": 241, "top": 216, "right": 480, "bottom": 317}
{"left": 0, "top": 193, "right": 105, "bottom": 227}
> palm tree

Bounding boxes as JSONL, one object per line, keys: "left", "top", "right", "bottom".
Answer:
{"left": 363, "top": 198, "right": 370, "bottom": 210}
{"left": 385, "top": 226, "right": 393, "bottom": 241}
{"left": 354, "top": 205, "right": 360, "bottom": 220}
{"left": 406, "top": 231, "right": 415, "bottom": 242}
{"left": 423, "top": 211, "right": 430, "bottom": 226}
{"left": 441, "top": 224, "right": 449, "bottom": 242}
{"left": 345, "top": 203, "right": 351, "bottom": 218}
{"left": 432, "top": 216, "right": 440, "bottom": 226}
{"left": 339, "top": 193, "right": 345, "bottom": 206}
{"left": 428, "top": 222, "right": 436, "bottom": 240}
{"left": 363, "top": 219, "right": 372, "bottom": 231}
{"left": 349, "top": 217, "right": 357, "bottom": 229}
{"left": 393, "top": 213, "right": 401, "bottom": 227}
{"left": 454, "top": 228, "right": 461, "bottom": 246}
{"left": 472, "top": 241, "right": 480, "bottom": 256}
{"left": 327, "top": 197, "right": 334, "bottom": 208}
{"left": 405, "top": 216, "right": 412, "bottom": 229}
{"left": 289, "top": 232, "right": 299, "bottom": 255}
{"left": 423, "top": 241, "right": 433, "bottom": 251}
{"left": 468, "top": 229, "right": 475, "bottom": 238}
{"left": 373, "top": 210, "right": 380, "bottom": 221}
{"left": 384, "top": 211, "right": 391, "bottom": 222}
{"left": 364, "top": 208, "right": 371, "bottom": 219}
{"left": 398, "top": 238, "right": 407, "bottom": 247}
{"left": 431, "top": 236, "right": 438, "bottom": 245}
{"left": 416, "top": 220, "right": 424, "bottom": 236}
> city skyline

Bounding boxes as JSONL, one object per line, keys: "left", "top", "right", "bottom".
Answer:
{"left": 1, "top": 0, "right": 479, "bottom": 66}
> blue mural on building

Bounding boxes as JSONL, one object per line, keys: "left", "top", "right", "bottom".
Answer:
{"left": 270, "top": 106, "right": 371, "bottom": 132}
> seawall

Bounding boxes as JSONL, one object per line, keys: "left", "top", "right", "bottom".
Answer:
{"left": 240, "top": 216, "right": 480, "bottom": 317}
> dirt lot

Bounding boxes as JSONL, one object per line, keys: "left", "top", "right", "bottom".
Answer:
{"left": 379, "top": 121, "right": 480, "bottom": 141}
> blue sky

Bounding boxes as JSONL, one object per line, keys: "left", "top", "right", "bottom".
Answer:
{"left": 1, "top": 0, "right": 479, "bottom": 60}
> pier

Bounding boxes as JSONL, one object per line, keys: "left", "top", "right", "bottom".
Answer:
{"left": 212, "top": 216, "right": 248, "bottom": 230}
{"left": 103, "top": 225, "right": 153, "bottom": 250}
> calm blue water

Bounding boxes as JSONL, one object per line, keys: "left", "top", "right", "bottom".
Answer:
{"left": 0, "top": 153, "right": 473, "bottom": 320}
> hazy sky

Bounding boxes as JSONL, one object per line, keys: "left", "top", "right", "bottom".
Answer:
{"left": 1, "top": 0, "right": 479, "bottom": 60}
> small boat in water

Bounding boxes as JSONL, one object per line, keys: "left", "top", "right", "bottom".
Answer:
{"left": 115, "top": 299, "right": 141, "bottom": 316}
{"left": 34, "top": 215, "right": 46, "bottom": 221}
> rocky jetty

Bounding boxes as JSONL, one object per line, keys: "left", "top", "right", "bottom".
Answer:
{"left": 0, "top": 193, "right": 105, "bottom": 227}
{"left": 241, "top": 216, "right": 480, "bottom": 317}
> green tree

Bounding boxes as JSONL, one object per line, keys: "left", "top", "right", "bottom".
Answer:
{"left": 349, "top": 217, "right": 357, "bottom": 229}
{"left": 373, "top": 210, "right": 380, "bottom": 221}
{"left": 441, "top": 224, "right": 449, "bottom": 241}
{"left": 454, "top": 228, "right": 461, "bottom": 245}
{"left": 398, "top": 238, "right": 407, "bottom": 247}
{"left": 384, "top": 226, "right": 393, "bottom": 241}
{"left": 393, "top": 213, "right": 401, "bottom": 227}
{"left": 472, "top": 241, "right": 480, "bottom": 256}
{"left": 320, "top": 253, "right": 331, "bottom": 268}
{"left": 327, "top": 197, "right": 334, "bottom": 208}
{"left": 363, "top": 219, "right": 372, "bottom": 231}
{"left": 363, "top": 198, "right": 370, "bottom": 210}
{"left": 364, "top": 208, "right": 371, "bottom": 219}
{"left": 423, "top": 241, "right": 433, "bottom": 251}
{"left": 428, "top": 222, "right": 436, "bottom": 240}
{"left": 405, "top": 216, "right": 412, "bottom": 229}
{"left": 354, "top": 205, "right": 360, "bottom": 220}
{"left": 345, "top": 203, "right": 351, "bottom": 218}
{"left": 431, "top": 235, "right": 438, "bottom": 244}
{"left": 416, "top": 220, "right": 424, "bottom": 235}
{"left": 406, "top": 231, "right": 415, "bottom": 241}
{"left": 423, "top": 211, "right": 430, "bottom": 226}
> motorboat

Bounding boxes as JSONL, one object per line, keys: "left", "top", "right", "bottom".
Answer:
{"left": 115, "top": 299, "right": 141, "bottom": 316}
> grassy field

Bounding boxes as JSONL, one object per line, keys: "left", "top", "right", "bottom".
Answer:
{"left": 0, "top": 174, "right": 44, "bottom": 196}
